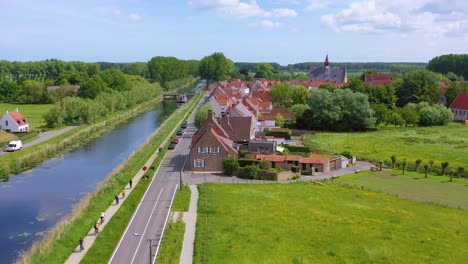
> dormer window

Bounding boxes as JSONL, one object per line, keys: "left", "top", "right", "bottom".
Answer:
{"left": 5, "top": 121, "right": 8, "bottom": 126}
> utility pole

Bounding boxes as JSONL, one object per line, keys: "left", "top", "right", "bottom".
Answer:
{"left": 148, "top": 238, "right": 157, "bottom": 264}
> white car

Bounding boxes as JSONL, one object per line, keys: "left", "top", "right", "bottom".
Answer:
{"left": 5, "top": 140, "right": 22, "bottom": 152}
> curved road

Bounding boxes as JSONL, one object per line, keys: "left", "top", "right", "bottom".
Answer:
{"left": 0, "top": 125, "right": 78, "bottom": 155}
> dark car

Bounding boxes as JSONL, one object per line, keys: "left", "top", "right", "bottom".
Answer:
{"left": 177, "top": 129, "right": 183, "bottom": 136}
{"left": 168, "top": 143, "right": 175, "bottom": 150}
{"left": 172, "top": 138, "right": 179, "bottom": 144}
{"left": 181, "top": 123, "right": 188, "bottom": 129}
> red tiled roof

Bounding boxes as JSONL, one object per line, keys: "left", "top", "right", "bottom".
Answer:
{"left": 263, "top": 155, "right": 286, "bottom": 162}
{"left": 214, "top": 93, "right": 230, "bottom": 105}
{"left": 299, "top": 157, "right": 329, "bottom": 164}
{"left": 285, "top": 155, "right": 302, "bottom": 162}
{"left": 449, "top": 92, "right": 468, "bottom": 110}
{"left": 8, "top": 111, "right": 28, "bottom": 125}
{"left": 211, "top": 128, "right": 238, "bottom": 154}
{"left": 364, "top": 74, "right": 393, "bottom": 86}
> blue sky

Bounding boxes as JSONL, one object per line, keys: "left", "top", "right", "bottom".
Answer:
{"left": 1, "top": 0, "right": 468, "bottom": 64}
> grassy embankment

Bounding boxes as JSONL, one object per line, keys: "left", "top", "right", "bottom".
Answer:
{"left": 304, "top": 122, "right": 468, "bottom": 172}
{"left": 18, "top": 89, "right": 203, "bottom": 264}
{"left": 337, "top": 169, "right": 468, "bottom": 209}
{"left": 194, "top": 183, "right": 468, "bottom": 263}
{"left": 0, "top": 77, "right": 199, "bottom": 181}
{"left": 156, "top": 184, "right": 192, "bottom": 264}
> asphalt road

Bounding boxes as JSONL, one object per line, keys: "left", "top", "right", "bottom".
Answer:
{"left": 108, "top": 110, "right": 196, "bottom": 264}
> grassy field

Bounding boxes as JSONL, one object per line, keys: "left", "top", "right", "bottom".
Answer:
{"left": 0, "top": 130, "right": 17, "bottom": 143}
{"left": 172, "top": 184, "right": 192, "bottom": 212}
{"left": 303, "top": 122, "right": 468, "bottom": 170}
{"left": 0, "top": 103, "right": 54, "bottom": 131}
{"left": 338, "top": 170, "right": 468, "bottom": 209}
{"left": 194, "top": 183, "right": 468, "bottom": 263}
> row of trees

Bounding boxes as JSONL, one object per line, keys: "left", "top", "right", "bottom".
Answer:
{"left": 147, "top": 57, "right": 199, "bottom": 87}
{"left": 43, "top": 82, "right": 161, "bottom": 127}
{"left": 427, "top": 54, "right": 468, "bottom": 80}
{"left": 0, "top": 59, "right": 99, "bottom": 82}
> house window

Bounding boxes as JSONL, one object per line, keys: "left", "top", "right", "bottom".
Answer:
{"left": 197, "top": 147, "right": 209, "bottom": 154}
{"left": 194, "top": 159, "right": 205, "bottom": 168}
{"left": 210, "top": 146, "right": 220, "bottom": 154}
{"left": 5, "top": 121, "right": 8, "bottom": 127}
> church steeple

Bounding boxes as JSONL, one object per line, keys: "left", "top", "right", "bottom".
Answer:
{"left": 324, "top": 54, "right": 330, "bottom": 67}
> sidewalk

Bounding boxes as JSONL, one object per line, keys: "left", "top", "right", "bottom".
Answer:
{"left": 180, "top": 185, "right": 199, "bottom": 264}
{"left": 64, "top": 148, "right": 163, "bottom": 264}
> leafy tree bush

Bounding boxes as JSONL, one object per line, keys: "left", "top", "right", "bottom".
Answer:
{"left": 222, "top": 158, "right": 239, "bottom": 176}
{"left": 243, "top": 164, "right": 259, "bottom": 179}
{"left": 258, "top": 160, "right": 271, "bottom": 170}
{"left": 301, "top": 89, "right": 374, "bottom": 131}
{"left": 195, "top": 104, "right": 212, "bottom": 128}
{"left": 396, "top": 70, "right": 439, "bottom": 106}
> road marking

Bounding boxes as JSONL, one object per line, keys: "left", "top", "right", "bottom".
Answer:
{"left": 108, "top": 162, "right": 164, "bottom": 264}
{"left": 153, "top": 184, "right": 179, "bottom": 264}
{"left": 130, "top": 188, "right": 164, "bottom": 264}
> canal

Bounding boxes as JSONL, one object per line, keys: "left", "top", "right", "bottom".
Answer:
{"left": 0, "top": 81, "right": 203, "bottom": 263}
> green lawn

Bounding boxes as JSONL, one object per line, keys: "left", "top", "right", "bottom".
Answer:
{"left": 338, "top": 170, "right": 468, "bottom": 209}
{"left": 172, "top": 184, "right": 192, "bottom": 212}
{"left": 194, "top": 183, "right": 468, "bottom": 263}
{"left": 303, "top": 122, "right": 468, "bottom": 169}
{"left": 0, "top": 103, "right": 54, "bottom": 131}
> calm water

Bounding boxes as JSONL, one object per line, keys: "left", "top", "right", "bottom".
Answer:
{"left": 0, "top": 81, "right": 203, "bottom": 263}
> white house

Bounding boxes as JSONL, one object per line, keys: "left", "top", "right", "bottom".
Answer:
{"left": 0, "top": 109, "right": 29, "bottom": 132}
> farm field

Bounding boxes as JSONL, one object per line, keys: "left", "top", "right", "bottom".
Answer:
{"left": 0, "top": 103, "right": 54, "bottom": 131}
{"left": 338, "top": 170, "right": 468, "bottom": 209}
{"left": 194, "top": 183, "right": 468, "bottom": 263}
{"left": 303, "top": 122, "right": 468, "bottom": 169}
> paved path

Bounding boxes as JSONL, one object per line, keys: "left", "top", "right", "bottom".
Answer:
{"left": 183, "top": 161, "right": 374, "bottom": 185}
{"left": 180, "top": 185, "right": 199, "bottom": 264}
{"left": 0, "top": 125, "right": 78, "bottom": 155}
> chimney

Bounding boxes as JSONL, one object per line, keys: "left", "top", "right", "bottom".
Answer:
{"left": 6, "top": 110, "right": 8, "bottom": 114}
{"left": 207, "top": 109, "right": 213, "bottom": 119}
{"left": 15, "top": 108, "right": 19, "bottom": 112}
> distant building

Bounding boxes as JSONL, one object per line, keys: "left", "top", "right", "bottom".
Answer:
{"left": 310, "top": 54, "right": 347, "bottom": 83}
{"left": 0, "top": 109, "right": 29, "bottom": 132}
{"left": 449, "top": 92, "right": 468, "bottom": 121}
{"left": 364, "top": 73, "right": 393, "bottom": 86}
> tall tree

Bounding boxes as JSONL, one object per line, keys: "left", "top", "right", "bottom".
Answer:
{"left": 254, "top": 63, "right": 274, "bottom": 79}
{"left": 396, "top": 70, "right": 439, "bottom": 106}
{"left": 269, "top": 83, "right": 292, "bottom": 106}
{"left": 199, "top": 52, "right": 234, "bottom": 82}
{"left": 291, "top": 85, "right": 311, "bottom": 105}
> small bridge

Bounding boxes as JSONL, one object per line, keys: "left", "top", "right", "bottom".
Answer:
{"left": 163, "top": 94, "right": 197, "bottom": 102}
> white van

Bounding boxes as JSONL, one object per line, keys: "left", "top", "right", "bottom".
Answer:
{"left": 5, "top": 140, "right": 22, "bottom": 152}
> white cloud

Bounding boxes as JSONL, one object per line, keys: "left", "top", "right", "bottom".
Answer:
{"left": 128, "top": 13, "right": 142, "bottom": 21}
{"left": 189, "top": 0, "right": 297, "bottom": 18}
{"left": 306, "top": 0, "right": 333, "bottom": 11}
{"left": 321, "top": 0, "right": 468, "bottom": 40}
{"left": 250, "top": 20, "right": 281, "bottom": 28}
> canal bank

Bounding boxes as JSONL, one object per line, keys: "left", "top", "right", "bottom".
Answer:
{"left": 0, "top": 77, "right": 200, "bottom": 182}
{"left": 16, "top": 86, "right": 204, "bottom": 264}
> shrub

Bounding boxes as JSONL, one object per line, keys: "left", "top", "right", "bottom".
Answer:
{"left": 238, "top": 159, "right": 260, "bottom": 167}
{"left": 341, "top": 151, "right": 353, "bottom": 159}
{"left": 291, "top": 166, "right": 300, "bottom": 173}
{"left": 258, "top": 160, "right": 270, "bottom": 170}
{"left": 283, "top": 144, "right": 310, "bottom": 153}
{"left": 301, "top": 170, "right": 312, "bottom": 175}
{"left": 222, "top": 158, "right": 239, "bottom": 176}
{"left": 239, "top": 150, "right": 252, "bottom": 158}
{"left": 243, "top": 164, "right": 259, "bottom": 179}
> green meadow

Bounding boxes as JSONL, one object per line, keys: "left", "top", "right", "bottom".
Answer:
{"left": 194, "top": 183, "right": 468, "bottom": 263}
{"left": 0, "top": 103, "right": 54, "bottom": 131}
{"left": 304, "top": 123, "right": 468, "bottom": 169}
{"left": 337, "top": 170, "right": 468, "bottom": 209}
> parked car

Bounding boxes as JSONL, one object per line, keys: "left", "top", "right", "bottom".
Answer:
{"left": 177, "top": 129, "right": 183, "bottom": 136}
{"left": 181, "top": 123, "right": 188, "bottom": 129}
{"left": 168, "top": 143, "right": 175, "bottom": 150}
{"left": 5, "top": 140, "right": 22, "bottom": 152}
{"left": 172, "top": 138, "right": 179, "bottom": 144}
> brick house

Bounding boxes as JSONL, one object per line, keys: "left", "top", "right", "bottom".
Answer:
{"left": 449, "top": 92, "right": 468, "bottom": 121}
{"left": 364, "top": 73, "right": 393, "bottom": 86}
{"left": 256, "top": 154, "right": 331, "bottom": 173}
{"left": 0, "top": 109, "right": 29, "bottom": 132}
{"left": 189, "top": 110, "right": 238, "bottom": 172}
